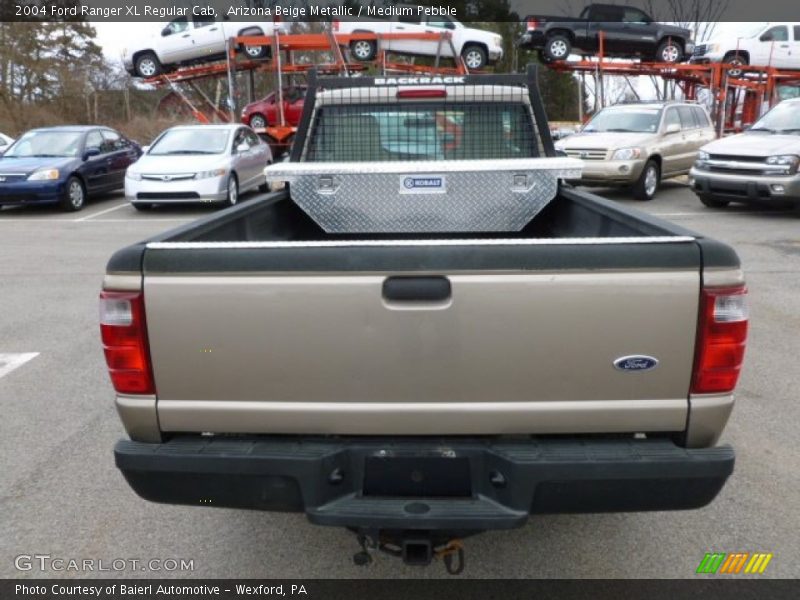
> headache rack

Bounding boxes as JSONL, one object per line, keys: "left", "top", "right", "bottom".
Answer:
{"left": 265, "top": 65, "right": 583, "bottom": 234}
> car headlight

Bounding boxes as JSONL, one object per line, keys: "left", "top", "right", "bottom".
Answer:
{"left": 765, "top": 154, "right": 799, "bottom": 166}
{"left": 611, "top": 148, "right": 642, "bottom": 160}
{"left": 697, "top": 150, "right": 710, "bottom": 161}
{"left": 27, "top": 168, "right": 59, "bottom": 181}
{"left": 126, "top": 171, "right": 142, "bottom": 181}
{"left": 195, "top": 168, "right": 227, "bottom": 179}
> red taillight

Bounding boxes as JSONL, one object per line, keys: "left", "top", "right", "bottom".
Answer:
{"left": 397, "top": 89, "right": 447, "bottom": 99}
{"left": 100, "top": 291, "right": 155, "bottom": 395}
{"left": 691, "top": 286, "right": 748, "bottom": 394}
{"left": 527, "top": 18, "right": 540, "bottom": 30}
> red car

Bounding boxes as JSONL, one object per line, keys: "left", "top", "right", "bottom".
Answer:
{"left": 241, "top": 86, "right": 307, "bottom": 129}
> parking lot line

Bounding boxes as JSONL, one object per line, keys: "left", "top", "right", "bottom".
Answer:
{"left": 0, "top": 353, "right": 39, "bottom": 379}
{"left": 0, "top": 217, "right": 193, "bottom": 223}
{"left": 74, "top": 202, "right": 129, "bottom": 221}
{"left": 88, "top": 218, "right": 194, "bottom": 223}
{"left": 652, "top": 211, "right": 773, "bottom": 217}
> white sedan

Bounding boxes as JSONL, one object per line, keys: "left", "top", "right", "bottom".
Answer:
{"left": 125, "top": 124, "right": 272, "bottom": 210}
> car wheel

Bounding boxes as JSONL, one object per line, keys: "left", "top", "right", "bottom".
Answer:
{"left": 632, "top": 160, "right": 660, "bottom": 201}
{"left": 242, "top": 44, "right": 269, "bottom": 60}
{"left": 134, "top": 52, "right": 162, "bottom": 78}
{"left": 461, "top": 45, "right": 487, "bottom": 70}
{"left": 656, "top": 39, "right": 683, "bottom": 63}
{"left": 225, "top": 174, "right": 239, "bottom": 207}
{"left": 60, "top": 176, "right": 86, "bottom": 212}
{"left": 723, "top": 52, "right": 748, "bottom": 77}
{"left": 132, "top": 203, "right": 153, "bottom": 211}
{"left": 350, "top": 39, "right": 377, "bottom": 62}
{"left": 544, "top": 34, "right": 571, "bottom": 61}
{"left": 249, "top": 113, "right": 268, "bottom": 129}
{"left": 698, "top": 195, "right": 730, "bottom": 209}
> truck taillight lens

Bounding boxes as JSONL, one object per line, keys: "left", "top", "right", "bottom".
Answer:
{"left": 527, "top": 19, "right": 540, "bottom": 30}
{"left": 100, "top": 291, "right": 155, "bottom": 395}
{"left": 691, "top": 286, "right": 748, "bottom": 394}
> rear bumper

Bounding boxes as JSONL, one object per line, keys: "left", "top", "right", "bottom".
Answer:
{"left": 115, "top": 436, "right": 734, "bottom": 531}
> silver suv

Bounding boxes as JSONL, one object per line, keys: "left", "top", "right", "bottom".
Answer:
{"left": 556, "top": 102, "right": 716, "bottom": 200}
{"left": 690, "top": 98, "right": 800, "bottom": 209}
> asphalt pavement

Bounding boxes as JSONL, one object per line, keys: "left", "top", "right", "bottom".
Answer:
{"left": 1, "top": 182, "right": 798, "bottom": 579}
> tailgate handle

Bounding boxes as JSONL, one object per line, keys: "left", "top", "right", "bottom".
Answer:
{"left": 383, "top": 277, "right": 451, "bottom": 302}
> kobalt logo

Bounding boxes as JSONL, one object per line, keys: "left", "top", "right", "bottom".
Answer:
{"left": 405, "top": 177, "right": 441, "bottom": 188}
{"left": 399, "top": 174, "right": 446, "bottom": 194}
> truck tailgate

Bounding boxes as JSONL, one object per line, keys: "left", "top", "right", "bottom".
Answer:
{"left": 144, "top": 261, "right": 699, "bottom": 435}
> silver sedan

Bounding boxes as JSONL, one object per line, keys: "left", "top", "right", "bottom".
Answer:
{"left": 125, "top": 124, "right": 273, "bottom": 210}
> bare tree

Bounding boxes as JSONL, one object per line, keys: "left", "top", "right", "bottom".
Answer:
{"left": 644, "top": 0, "right": 730, "bottom": 43}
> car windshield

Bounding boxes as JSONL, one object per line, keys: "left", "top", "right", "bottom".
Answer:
{"left": 148, "top": 129, "right": 230, "bottom": 155}
{"left": 748, "top": 102, "right": 800, "bottom": 134}
{"left": 4, "top": 130, "right": 83, "bottom": 158}
{"left": 582, "top": 109, "right": 661, "bottom": 133}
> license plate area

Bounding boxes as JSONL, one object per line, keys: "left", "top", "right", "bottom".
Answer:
{"left": 362, "top": 456, "right": 472, "bottom": 498}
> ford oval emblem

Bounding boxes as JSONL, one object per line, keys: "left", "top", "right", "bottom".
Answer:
{"left": 613, "top": 355, "right": 659, "bottom": 372}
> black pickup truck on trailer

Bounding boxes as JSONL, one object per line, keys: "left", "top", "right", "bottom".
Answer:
{"left": 519, "top": 3, "right": 694, "bottom": 63}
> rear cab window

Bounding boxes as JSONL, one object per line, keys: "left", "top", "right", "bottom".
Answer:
{"left": 306, "top": 101, "right": 540, "bottom": 162}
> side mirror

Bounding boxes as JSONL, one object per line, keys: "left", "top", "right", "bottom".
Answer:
{"left": 665, "top": 123, "right": 681, "bottom": 134}
{"left": 161, "top": 26, "right": 172, "bottom": 36}
{"left": 236, "top": 143, "right": 249, "bottom": 153}
{"left": 141, "top": 145, "right": 150, "bottom": 154}
{"left": 83, "top": 147, "right": 101, "bottom": 160}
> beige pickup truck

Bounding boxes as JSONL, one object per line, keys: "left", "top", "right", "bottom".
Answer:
{"left": 103, "top": 68, "right": 748, "bottom": 570}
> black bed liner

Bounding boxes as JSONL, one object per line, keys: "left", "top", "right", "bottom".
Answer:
{"left": 107, "top": 186, "right": 739, "bottom": 275}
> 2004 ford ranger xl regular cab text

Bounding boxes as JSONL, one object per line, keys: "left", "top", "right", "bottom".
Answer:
{"left": 103, "top": 67, "right": 748, "bottom": 569}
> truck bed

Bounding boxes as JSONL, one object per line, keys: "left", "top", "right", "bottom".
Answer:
{"left": 111, "top": 186, "right": 731, "bottom": 272}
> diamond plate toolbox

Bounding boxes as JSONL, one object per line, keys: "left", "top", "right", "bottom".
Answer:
{"left": 264, "top": 158, "right": 583, "bottom": 233}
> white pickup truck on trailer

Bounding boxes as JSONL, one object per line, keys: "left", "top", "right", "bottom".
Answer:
{"left": 333, "top": 5, "right": 504, "bottom": 69}
{"left": 123, "top": 14, "right": 286, "bottom": 78}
